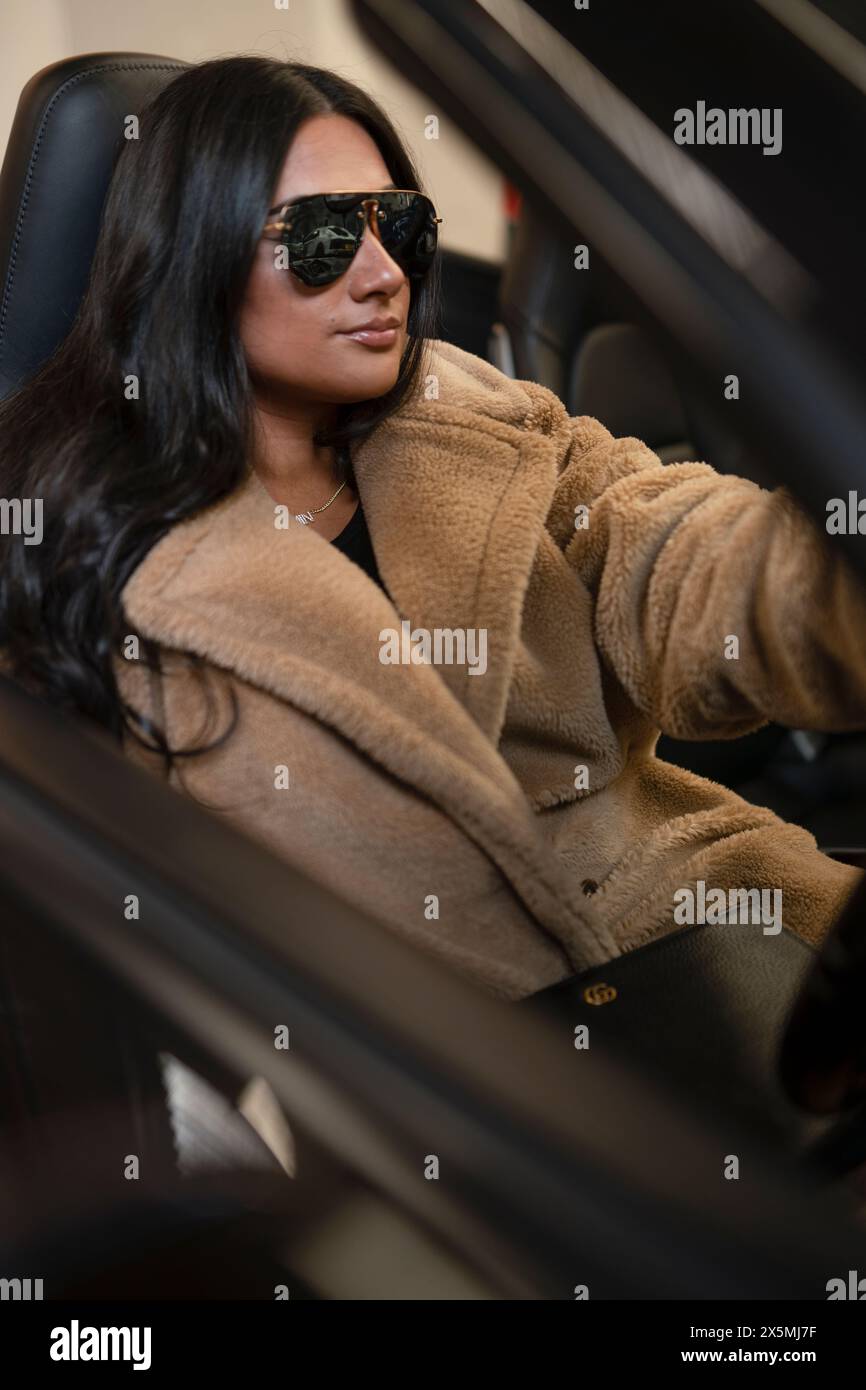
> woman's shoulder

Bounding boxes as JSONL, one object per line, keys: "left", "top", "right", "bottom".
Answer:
{"left": 403, "top": 338, "right": 578, "bottom": 442}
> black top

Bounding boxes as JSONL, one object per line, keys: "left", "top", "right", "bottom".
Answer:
{"left": 329, "top": 500, "right": 388, "bottom": 595}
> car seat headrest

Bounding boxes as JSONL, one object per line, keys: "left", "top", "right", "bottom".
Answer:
{"left": 0, "top": 52, "right": 187, "bottom": 402}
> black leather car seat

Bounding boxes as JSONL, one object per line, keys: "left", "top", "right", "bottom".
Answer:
{"left": 0, "top": 52, "right": 189, "bottom": 401}
{"left": 491, "top": 200, "right": 695, "bottom": 463}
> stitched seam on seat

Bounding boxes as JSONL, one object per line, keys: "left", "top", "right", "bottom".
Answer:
{"left": 0, "top": 61, "right": 188, "bottom": 365}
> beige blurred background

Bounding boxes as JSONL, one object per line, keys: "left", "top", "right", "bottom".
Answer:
{"left": 0, "top": 0, "right": 506, "bottom": 263}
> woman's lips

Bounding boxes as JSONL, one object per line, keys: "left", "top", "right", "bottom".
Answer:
{"left": 339, "top": 326, "right": 399, "bottom": 348}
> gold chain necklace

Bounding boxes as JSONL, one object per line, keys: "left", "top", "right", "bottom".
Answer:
{"left": 293, "top": 478, "right": 348, "bottom": 526}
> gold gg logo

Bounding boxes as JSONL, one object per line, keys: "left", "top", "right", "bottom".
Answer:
{"left": 583, "top": 982, "right": 617, "bottom": 1006}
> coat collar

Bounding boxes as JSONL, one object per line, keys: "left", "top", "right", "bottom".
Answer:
{"left": 121, "top": 341, "right": 615, "bottom": 967}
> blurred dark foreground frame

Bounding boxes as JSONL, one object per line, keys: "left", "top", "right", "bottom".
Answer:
{"left": 1, "top": 674, "right": 866, "bottom": 1299}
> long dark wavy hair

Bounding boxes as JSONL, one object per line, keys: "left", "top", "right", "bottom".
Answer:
{"left": 0, "top": 55, "right": 441, "bottom": 772}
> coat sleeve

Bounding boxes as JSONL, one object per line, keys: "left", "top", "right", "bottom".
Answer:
{"left": 546, "top": 416, "right": 866, "bottom": 740}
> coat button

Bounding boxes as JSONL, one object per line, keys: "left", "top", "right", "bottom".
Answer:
{"left": 583, "top": 982, "right": 617, "bottom": 1005}
{"left": 581, "top": 878, "right": 599, "bottom": 896}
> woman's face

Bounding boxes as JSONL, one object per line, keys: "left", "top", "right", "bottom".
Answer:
{"left": 239, "top": 114, "right": 412, "bottom": 417}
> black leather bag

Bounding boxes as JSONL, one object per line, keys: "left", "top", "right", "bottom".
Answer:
{"left": 524, "top": 922, "right": 833, "bottom": 1150}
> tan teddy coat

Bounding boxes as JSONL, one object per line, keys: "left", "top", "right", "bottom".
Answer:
{"left": 117, "top": 339, "right": 866, "bottom": 1002}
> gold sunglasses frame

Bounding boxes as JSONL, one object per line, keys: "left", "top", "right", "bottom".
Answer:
{"left": 261, "top": 188, "right": 443, "bottom": 244}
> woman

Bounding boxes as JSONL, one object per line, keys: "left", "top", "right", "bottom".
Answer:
{"left": 1, "top": 55, "right": 865, "bottom": 1005}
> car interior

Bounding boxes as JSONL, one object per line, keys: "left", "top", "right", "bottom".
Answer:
{"left": 2, "top": 0, "right": 866, "bottom": 1301}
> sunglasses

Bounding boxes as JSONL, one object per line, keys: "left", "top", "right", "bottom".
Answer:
{"left": 261, "top": 189, "right": 442, "bottom": 287}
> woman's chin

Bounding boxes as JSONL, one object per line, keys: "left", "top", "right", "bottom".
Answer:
{"left": 327, "top": 363, "right": 402, "bottom": 403}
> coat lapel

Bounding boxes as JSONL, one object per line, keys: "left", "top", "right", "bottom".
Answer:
{"left": 353, "top": 395, "right": 565, "bottom": 743}
{"left": 120, "top": 344, "right": 616, "bottom": 967}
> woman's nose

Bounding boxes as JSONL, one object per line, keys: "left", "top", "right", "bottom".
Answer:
{"left": 349, "top": 205, "right": 406, "bottom": 292}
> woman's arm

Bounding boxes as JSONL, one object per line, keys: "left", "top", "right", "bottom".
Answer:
{"left": 551, "top": 420, "right": 866, "bottom": 739}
